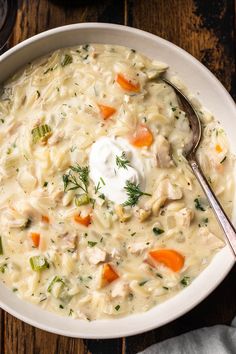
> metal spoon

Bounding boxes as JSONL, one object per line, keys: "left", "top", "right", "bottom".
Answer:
{"left": 162, "top": 77, "right": 236, "bottom": 257}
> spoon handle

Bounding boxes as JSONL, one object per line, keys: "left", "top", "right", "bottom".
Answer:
{"left": 189, "top": 158, "right": 236, "bottom": 257}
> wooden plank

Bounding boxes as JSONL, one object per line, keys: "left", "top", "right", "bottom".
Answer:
{"left": 2, "top": 1, "right": 125, "bottom": 353}
{"left": 126, "top": 0, "right": 235, "bottom": 99}
{"left": 3, "top": 314, "right": 86, "bottom": 354}
{"left": 10, "top": 0, "right": 125, "bottom": 47}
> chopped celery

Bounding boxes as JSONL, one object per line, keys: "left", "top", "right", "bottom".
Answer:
{"left": 48, "top": 276, "right": 71, "bottom": 303}
{"left": 0, "top": 237, "right": 3, "bottom": 255}
{"left": 31, "top": 124, "right": 52, "bottom": 144}
{"left": 30, "top": 256, "right": 49, "bottom": 271}
{"left": 47, "top": 276, "right": 64, "bottom": 293}
{"left": 74, "top": 193, "right": 90, "bottom": 206}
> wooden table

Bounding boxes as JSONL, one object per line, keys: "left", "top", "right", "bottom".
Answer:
{"left": 0, "top": 1, "right": 235, "bottom": 353}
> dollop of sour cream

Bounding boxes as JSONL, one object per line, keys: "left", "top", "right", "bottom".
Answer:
{"left": 89, "top": 137, "right": 145, "bottom": 204}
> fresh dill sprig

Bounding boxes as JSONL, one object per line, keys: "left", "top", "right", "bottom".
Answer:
{"left": 116, "top": 152, "right": 130, "bottom": 169}
{"left": 95, "top": 181, "right": 101, "bottom": 194}
{"left": 123, "top": 181, "right": 151, "bottom": 207}
{"left": 94, "top": 177, "right": 106, "bottom": 194}
{"left": 70, "top": 165, "right": 89, "bottom": 189}
{"left": 63, "top": 165, "right": 89, "bottom": 193}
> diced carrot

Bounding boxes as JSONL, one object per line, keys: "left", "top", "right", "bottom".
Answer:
{"left": 41, "top": 215, "right": 50, "bottom": 223}
{"left": 215, "top": 163, "right": 224, "bottom": 173}
{"left": 149, "top": 249, "right": 185, "bottom": 272}
{"left": 116, "top": 73, "right": 140, "bottom": 92}
{"left": 98, "top": 104, "right": 116, "bottom": 120}
{"left": 74, "top": 213, "right": 91, "bottom": 227}
{"left": 31, "top": 232, "right": 40, "bottom": 248}
{"left": 102, "top": 263, "right": 119, "bottom": 286}
{"left": 215, "top": 144, "right": 223, "bottom": 153}
{"left": 130, "top": 124, "right": 153, "bottom": 147}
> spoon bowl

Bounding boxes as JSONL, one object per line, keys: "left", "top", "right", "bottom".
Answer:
{"left": 162, "top": 78, "right": 202, "bottom": 158}
{"left": 162, "top": 77, "right": 236, "bottom": 257}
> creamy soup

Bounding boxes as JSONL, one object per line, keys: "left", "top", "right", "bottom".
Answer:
{"left": 0, "top": 44, "right": 234, "bottom": 320}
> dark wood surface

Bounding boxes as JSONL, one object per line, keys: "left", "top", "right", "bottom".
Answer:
{"left": 0, "top": 1, "right": 235, "bottom": 353}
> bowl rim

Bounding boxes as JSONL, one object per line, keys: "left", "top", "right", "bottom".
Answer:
{"left": 0, "top": 22, "right": 235, "bottom": 339}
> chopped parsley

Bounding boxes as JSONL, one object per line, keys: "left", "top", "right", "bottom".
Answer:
{"left": 21, "top": 218, "right": 31, "bottom": 230}
{"left": 123, "top": 181, "right": 151, "bottom": 207}
{"left": 0, "top": 263, "right": 7, "bottom": 273}
{"left": 153, "top": 227, "right": 164, "bottom": 235}
{"left": 61, "top": 54, "right": 73, "bottom": 67}
{"left": 139, "top": 280, "right": 148, "bottom": 286}
{"left": 88, "top": 241, "right": 97, "bottom": 247}
{"left": 156, "top": 273, "right": 163, "bottom": 279}
{"left": 194, "top": 198, "right": 205, "bottom": 211}
{"left": 220, "top": 156, "right": 227, "bottom": 164}
{"left": 82, "top": 44, "right": 90, "bottom": 51}
{"left": 115, "top": 305, "right": 120, "bottom": 311}
{"left": 43, "top": 67, "right": 53, "bottom": 74}
{"left": 116, "top": 152, "right": 130, "bottom": 169}
{"left": 180, "top": 276, "right": 191, "bottom": 287}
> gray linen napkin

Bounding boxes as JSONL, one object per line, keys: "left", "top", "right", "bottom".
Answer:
{"left": 138, "top": 317, "right": 236, "bottom": 354}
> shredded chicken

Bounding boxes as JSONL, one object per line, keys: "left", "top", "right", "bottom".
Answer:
{"left": 111, "top": 280, "right": 129, "bottom": 298}
{"left": 115, "top": 205, "right": 132, "bottom": 222}
{"left": 0, "top": 207, "right": 29, "bottom": 228}
{"left": 127, "top": 241, "right": 152, "bottom": 255}
{"left": 145, "top": 178, "right": 182, "bottom": 213}
{"left": 59, "top": 232, "right": 78, "bottom": 251}
{"left": 86, "top": 246, "right": 107, "bottom": 265}
{"left": 199, "top": 228, "right": 225, "bottom": 250}
{"left": 156, "top": 178, "right": 182, "bottom": 200}
{"left": 177, "top": 207, "right": 194, "bottom": 228}
{"left": 134, "top": 207, "right": 152, "bottom": 222}
{"left": 155, "top": 135, "right": 173, "bottom": 168}
{"left": 14, "top": 199, "right": 41, "bottom": 219}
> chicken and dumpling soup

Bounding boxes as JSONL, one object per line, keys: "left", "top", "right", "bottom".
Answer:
{"left": 0, "top": 44, "right": 234, "bottom": 320}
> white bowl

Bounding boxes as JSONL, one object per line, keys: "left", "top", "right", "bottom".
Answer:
{"left": 0, "top": 23, "right": 235, "bottom": 339}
